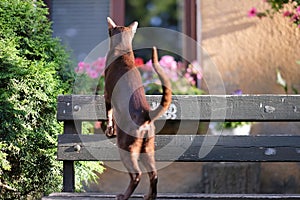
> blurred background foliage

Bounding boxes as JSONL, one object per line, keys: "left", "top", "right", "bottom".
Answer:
{"left": 125, "top": 0, "right": 183, "bottom": 61}
{"left": 125, "top": 0, "right": 180, "bottom": 29}
{"left": 0, "top": 0, "right": 103, "bottom": 199}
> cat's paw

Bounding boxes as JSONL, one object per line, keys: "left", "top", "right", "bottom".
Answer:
{"left": 105, "top": 126, "right": 116, "bottom": 138}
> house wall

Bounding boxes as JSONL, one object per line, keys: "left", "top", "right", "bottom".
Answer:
{"left": 200, "top": 0, "right": 300, "bottom": 194}
{"left": 201, "top": 0, "right": 300, "bottom": 94}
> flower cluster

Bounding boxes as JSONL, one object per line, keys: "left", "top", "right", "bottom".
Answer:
{"left": 75, "top": 57, "right": 106, "bottom": 79}
{"left": 137, "top": 55, "right": 203, "bottom": 85}
{"left": 248, "top": 0, "right": 300, "bottom": 28}
{"left": 137, "top": 55, "right": 203, "bottom": 94}
{"left": 75, "top": 55, "right": 203, "bottom": 95}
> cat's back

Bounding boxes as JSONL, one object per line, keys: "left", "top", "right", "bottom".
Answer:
{"left": 105, "top": 52, "right": 145, "bottom": 102}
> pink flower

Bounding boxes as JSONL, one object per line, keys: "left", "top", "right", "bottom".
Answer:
{"left": 86, "top": 68, "right": 99, "bottom": 79}
{"left": 189, "top": 61, "right": 203, "bottom": 80}
{"left": 169, "top": 71, "right": 178, "bottom": 82}
{"left": 78, "top": 61, "right": 85, "bottom": 68}
{"left": 75, "top": 61, "right": 86, "bottom": 73}
{"left": 75, "top": 67, "right": 82, "bottom": 74}
{"left": 76, "top": 57, "right": 107, "bottom": 78}
{"left": 196, "top": 73, "right": 203, "bottom": 80}
{"left": 92, "top": 57, "right": 106, "bottom": 72}
{"left": 296, "top": 6, "right": 300, "bottom": 14}
{"left": 291, "top": 14, "right": 299, "bottom": 22}
{"left": 184, "top": 73, "right": 196, "bottom": 85}
{"left": 140, "top": 60, "right": 153, "bottom": 71}
{"left": 159, "top": 55, "right": 177, "bottom": 71}
{"left": 94, "top": 121, "right": 102, "bottom": 129}
{"left": 283, "top": 11, "right": 292, "bottom": 17}
{"left": 191, "top": 61, "right": 201, "bottom": 68}
{"left": 184, "top": 72, "right": 192, "bottom": 79}
{"left": 248, "top": 7, "right": 257, "bottom": 17}
{"left": 176, "top": 61, "right": 185, "bottom": 71}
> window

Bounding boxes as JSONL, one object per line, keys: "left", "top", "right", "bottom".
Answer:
{"left": 51, "top": 0, "right": 110, "bottom": 61}
{"left": 47, "top": 0, "right": 198, "bottom": 62}
{"left": 124, "top": 0, "right": 183, "bottom": 60}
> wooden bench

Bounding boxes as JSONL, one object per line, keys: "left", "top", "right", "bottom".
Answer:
{"left": 44, "top": 94, "right": 300, "bottom": 199}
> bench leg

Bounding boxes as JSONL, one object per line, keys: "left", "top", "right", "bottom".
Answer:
{"left": 63, "top": 161, "right": 75, "bottom": 192}
{"left": 62, "top": 120, "right": 81, "bottom": 192}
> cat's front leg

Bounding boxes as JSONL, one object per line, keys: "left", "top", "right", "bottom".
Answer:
{"left": 105, "top": 103, "right": 116, "bottom": 137}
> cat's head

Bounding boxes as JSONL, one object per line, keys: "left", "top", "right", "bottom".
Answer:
{"left": 107, "top": 17, "right": 138, "bottom": 49}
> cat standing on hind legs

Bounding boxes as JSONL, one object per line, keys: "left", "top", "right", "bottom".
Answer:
{"left": 104, "top": 17, "right": 172, "bottom": 200}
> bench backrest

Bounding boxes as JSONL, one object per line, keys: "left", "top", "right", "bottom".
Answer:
{"left": 57, "top": 95, "right": 300, "bottom": 121}
{"left": 56, "top": 94, "right": 300, "bottom": 192}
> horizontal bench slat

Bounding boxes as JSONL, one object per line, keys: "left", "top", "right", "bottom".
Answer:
{"left": 57, "top": 135, "right": 300, "bottom": 162}
{"left": 57, "top": 95, "right": 300, "bottom": 121}
{"left": 43, "top": 192, "right": 300, "bottom": 200}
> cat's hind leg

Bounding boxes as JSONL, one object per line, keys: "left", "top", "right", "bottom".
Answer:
{"left": 140, "top": 135, "right": 157, "bottom": 200}
{"left": 117, "top": 135, "right": 143, "bottom": 200}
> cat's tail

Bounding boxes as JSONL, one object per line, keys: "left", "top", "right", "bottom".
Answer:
{"left": 149, "top": 46, "right": 172, "bottom": 121}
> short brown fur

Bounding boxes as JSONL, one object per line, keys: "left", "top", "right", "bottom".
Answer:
{"left": 104, "top": 17, "right": 172, "bottom": 200}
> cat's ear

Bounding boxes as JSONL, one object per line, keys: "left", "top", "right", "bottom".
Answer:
{"left": 129, "top": 21, "right": 138, "bottom": 34}
{"left": 107, "top": 17, "right": 116, "bottom": 29}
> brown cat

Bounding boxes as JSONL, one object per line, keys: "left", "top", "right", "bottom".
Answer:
{"left": 104, "top": 17, "right": 172, "bottom": 200}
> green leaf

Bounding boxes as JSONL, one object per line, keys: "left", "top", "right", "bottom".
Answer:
{"left": 292, "top": 85, "right": 299, "bottom": 94}
{"left": 0, "top": 0, "right": 75, "bottom": 198}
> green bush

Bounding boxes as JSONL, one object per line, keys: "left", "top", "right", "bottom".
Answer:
{"left": 0, "top": 0, "right": 103, "bottom": 199}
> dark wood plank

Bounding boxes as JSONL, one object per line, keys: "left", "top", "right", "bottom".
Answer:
{"left": 57, "top": 95, "right": 300, "bottom": 121}
{"left": 42, "top": 192, "right": 300, "bottom": 200}
{"left": 57, "top": 135, "right": 300, "bottom": 162}
{"left": 62, "top": 121, "right": 80, "bottom": 192}
{"left": 62, "top": 161, "right": 74, "bottom": 192}
{"left": 63, "top": 120, "right": 82, "bottom": 135}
